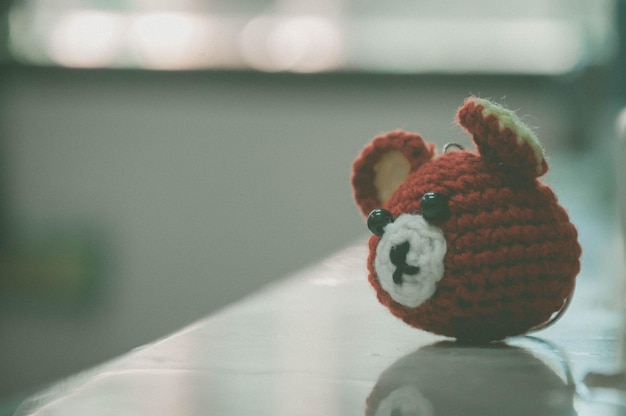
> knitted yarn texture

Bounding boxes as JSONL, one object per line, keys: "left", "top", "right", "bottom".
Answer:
{"left": 351, "top": 97, "right": 581, "bottom": 342}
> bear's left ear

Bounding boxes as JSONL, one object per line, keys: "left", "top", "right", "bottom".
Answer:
{"left": 352, "top": 130, "right": 435, "bottom": 216}
{"left": 457, "top": 97, "right": 548, "bottom": 178}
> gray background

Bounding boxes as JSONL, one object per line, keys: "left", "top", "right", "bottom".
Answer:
{"left": 0, "top": 0, "right": 624, "bottom": 409}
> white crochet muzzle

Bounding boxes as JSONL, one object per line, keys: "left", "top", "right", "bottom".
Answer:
{"left": 374, "top": 214, "right": 447, "bottom": 308}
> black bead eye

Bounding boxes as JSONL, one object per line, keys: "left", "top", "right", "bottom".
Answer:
{"left": 367, "top": 209, "right": 394, "bottom": 236}
{"left": 420, "top": 192, "right": 450, "bottom": 223}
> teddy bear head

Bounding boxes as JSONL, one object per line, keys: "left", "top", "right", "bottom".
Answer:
{"left": 352, "top": 97, "right": 581, "bottom": 342}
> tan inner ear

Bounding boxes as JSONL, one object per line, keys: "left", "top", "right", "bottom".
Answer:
{"left": 374, "top": 150, "right": 411, "bottom": 205}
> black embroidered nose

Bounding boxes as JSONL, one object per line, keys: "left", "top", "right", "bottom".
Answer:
{"left": 389, "top": 241, "right": 420, "bottom": 284}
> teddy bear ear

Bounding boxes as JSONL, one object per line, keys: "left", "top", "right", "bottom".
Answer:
{"left": 457, "top": 97, "right": 548, "bottom": 178}
{"left": 352, "top": 130, "right": 436, "bottom": 216}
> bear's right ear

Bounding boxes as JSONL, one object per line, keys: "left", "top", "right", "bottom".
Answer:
{"left": 351, "top": 130, "right": 435, "bottom": 216}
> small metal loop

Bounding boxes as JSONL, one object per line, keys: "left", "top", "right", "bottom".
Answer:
{"left": 443, "top": 143, "right": 465, "bottom": 153}
{"left": 528, "top": 284, "right": 575, "bottom": 333}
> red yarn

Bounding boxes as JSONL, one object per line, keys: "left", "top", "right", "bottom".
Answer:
{"left": 352, "top": 130, "right": 435, "bottom": 216}
{"left": 353, "top": 97, "right": 581, "bottom": 342}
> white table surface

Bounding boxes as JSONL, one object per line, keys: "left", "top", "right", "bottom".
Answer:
{"left": 13, "top": 243, "right": 626, "bottom": 416}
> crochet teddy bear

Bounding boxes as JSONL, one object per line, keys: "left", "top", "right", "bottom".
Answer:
{"left": 351, "top": 97, "right": 581, "bottom": 342}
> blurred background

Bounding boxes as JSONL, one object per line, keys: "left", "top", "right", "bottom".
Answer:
{"left": 0, "top": 0, "right": 624, "bottom": 412}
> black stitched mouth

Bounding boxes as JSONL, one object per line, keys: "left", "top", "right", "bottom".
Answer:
{"left": 390, "top": 241, "right": 420, "bottom": 284}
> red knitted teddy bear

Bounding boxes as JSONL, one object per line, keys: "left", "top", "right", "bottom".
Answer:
{"left": 352, "top": 97, "right": 581, "bottom": 342}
